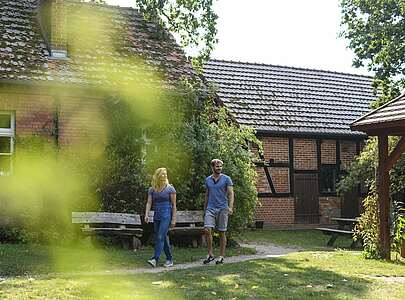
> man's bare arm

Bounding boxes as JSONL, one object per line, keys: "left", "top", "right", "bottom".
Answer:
{"left": 227, "top": 185, "right": 234, "bottom": 215}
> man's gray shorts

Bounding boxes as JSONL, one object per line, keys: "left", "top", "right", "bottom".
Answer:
{"left": 204, "top": 208, "right": 229, "bottom": 232}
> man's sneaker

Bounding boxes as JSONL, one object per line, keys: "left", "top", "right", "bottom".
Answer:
{"left": 215, "top": 256, "right": 224, "bottom": 265}
{"left": 147, "top": 258, "right": 157, "bottom": 268}
{"left": 164, "top": 260, "right": 174, "bottom": 267}
{"left": 203, "top": 255, "right": 215, "bottom": 265}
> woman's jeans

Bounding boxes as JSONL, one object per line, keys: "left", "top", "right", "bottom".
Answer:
{"left": 153, "top": 217, "right": 173, "bottom": 261}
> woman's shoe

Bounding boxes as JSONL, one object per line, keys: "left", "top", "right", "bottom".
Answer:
{"left": 164, "top": 260, "right": 174, "bottom": 267}
{"left": 147, "top": 258, "right": 157, "bottom": 268}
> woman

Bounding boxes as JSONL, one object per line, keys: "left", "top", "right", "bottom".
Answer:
{"left": 144, "top": 167, "right": 177, "bottom": 267}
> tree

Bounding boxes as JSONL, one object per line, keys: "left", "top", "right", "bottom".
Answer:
{"left": 339, "top": 1, "right": 405, "bottom": 258}
{"left": 134, "top": 0, "right": 218, "bottom": 68}
{"left": 340, "top": 0, "right": 405, "bottom": 106}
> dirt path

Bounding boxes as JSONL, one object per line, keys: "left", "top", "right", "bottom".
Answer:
{"left": 60, "top": 243, "right": 299, "bottom": 277}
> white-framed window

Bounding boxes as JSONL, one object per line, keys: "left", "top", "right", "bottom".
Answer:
{"left": 0, "top": 111, "right": 15, "bottom": 176}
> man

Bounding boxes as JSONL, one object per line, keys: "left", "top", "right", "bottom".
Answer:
{"left": 203, "top": 158, "right": 234, "bottom": 265}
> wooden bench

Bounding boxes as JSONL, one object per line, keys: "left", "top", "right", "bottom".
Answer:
{"left": 148, "top": 210, "right": 206, "bottom": 247}
{"left": 317, "top": 227, "right": 356, "bottom": 247}
{"left": 72, "top": 212, "right": 143, "bottom": 250}
{"left": 317, "top": 217, "right": 361, "bottom": 248}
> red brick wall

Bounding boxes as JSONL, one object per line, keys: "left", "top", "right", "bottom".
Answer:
{"left": 256, "top": 167, "right": 271, "bottom": 193}
{"left": 255, "top": 136, "right": 365, "bottom": 226}
{"left": 255, "top": 197, "right": 294, "bottom": 225}
{"left": 269, "top": 167, "right": 290, "bottom": 193}
{"left": 59, "top": 97, "right": 107, "bottom": 147}
{"left": 256, "top": 167, "right": 290, "bottom": 194}
{"left": 0, "top": 92, "right": 55, "bottom": 137}
{"left": 0, "top": 89, "right": 106, "bottom": 148}
{"left": 340, "top": 140, "right": 357, "bottom": 170}
{"left": 293, "top": 139, "right": 317, "bottom": 170}
{"left": 261, "top": 137, "right": 289, "bottom": 162}
{"left": 321, "top": 140, "right": 336, "bottom": 164}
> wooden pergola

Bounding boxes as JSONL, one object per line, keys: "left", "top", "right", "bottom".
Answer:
{"left": 351, "top": 93, "right": 405, "bottom": 260}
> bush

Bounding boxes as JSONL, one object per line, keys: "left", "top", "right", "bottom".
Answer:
{"left": 98, "top": 81, "right": 260, "bottom": 237}
{"left": 2, "top": 81, "right": 261, "bottom": 243}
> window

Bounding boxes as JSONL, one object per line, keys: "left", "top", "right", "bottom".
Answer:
{"left": 0, "top": 112, "right": 15, "bottom": 176}
{"left": 320, "top": 164, "right": 337, "bottom": 193}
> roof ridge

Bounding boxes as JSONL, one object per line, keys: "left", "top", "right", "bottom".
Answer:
{"left": 207, "top": 58, "right": 374, "bottom": 79}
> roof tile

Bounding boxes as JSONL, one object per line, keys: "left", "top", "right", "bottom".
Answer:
{"left": 204, "top": 59, "right": 376, "bottom": 136}
{"left": 0, "top": 0, "right": 194, "bottom": 86}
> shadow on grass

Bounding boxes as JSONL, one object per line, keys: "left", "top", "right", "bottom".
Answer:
{"left": 163, "top": 256, "right": 372, "bottom": 300}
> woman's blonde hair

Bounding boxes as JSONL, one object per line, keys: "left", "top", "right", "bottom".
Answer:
{"left": 151, "top": 167, "right": 169, "bottom": 190}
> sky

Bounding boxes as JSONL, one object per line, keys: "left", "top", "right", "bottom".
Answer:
{"left": 106, "top": 0, "right": 370, "bottom": 75}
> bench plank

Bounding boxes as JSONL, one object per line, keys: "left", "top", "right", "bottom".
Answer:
{"left": 147, "top": 210, "right": 205, "bottom": 248}
{"left": 176, "top": 211, "right": 204, "bottom": 223}
{"left": 72, "top": 212, "right": 143, "bottom": 250}
{"left": 331, "top": 217, "right": 358, "bottom": 223}
{"left": 82, "top": 228, "right": 143, "bottom": 236}
{"left": 147, "top": 210, "right": 204, "bottom": 224}
{"left": 317, "top": 227, "right": 359, "bottom": 248}
{"left": 317, "top": 227, "right": 353, "bottom": 235}
{"left": 72, "top": 212, "right": 141, "bottom": 225}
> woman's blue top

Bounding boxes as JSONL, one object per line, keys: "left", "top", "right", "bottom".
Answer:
{"left": 148, "top": 184, "right": 176, "bottom": 221}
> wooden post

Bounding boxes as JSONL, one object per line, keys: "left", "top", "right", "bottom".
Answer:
{"left": 378, "top": 135, "right": 390, "bottom": 260}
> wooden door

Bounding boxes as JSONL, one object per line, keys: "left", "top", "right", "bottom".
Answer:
{"left": 341, "top": 189, "right": 360, "bottom": 218}
{"left": 294, "top": 173, "right": 319, "bottom": 224}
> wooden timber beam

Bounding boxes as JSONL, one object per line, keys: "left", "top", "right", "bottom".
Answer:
{"left": 378, "top": 135, "right": 390, "bottom": 260}
{"left": 383, "top": 136, "right": 405, "bottom": 173}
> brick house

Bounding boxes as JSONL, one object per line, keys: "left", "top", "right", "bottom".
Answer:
{"left": 203, "top": 60, "right": 375, "bottom": 227}
{"left": 0, "top": 0, "right": 193, "bottom": 175}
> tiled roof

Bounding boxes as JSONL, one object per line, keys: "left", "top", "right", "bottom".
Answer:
{"left": 0, "top": 0, "right": 194, "bottom": 86}
{"left": 351, "top": 93, "right": 405, "bottom": 130}
{"left": 203, "top": 59, "right": 376, "bottom": 137}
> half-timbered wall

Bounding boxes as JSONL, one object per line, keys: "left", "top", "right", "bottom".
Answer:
{"left": 255, "top": 135, "right": 363, "bottom": 227}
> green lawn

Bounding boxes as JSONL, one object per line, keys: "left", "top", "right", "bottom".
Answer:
{"left": 0, "top": 243, "right": 255, "bottom": 277}
{"left": 1, "top": 230, "right": 405, "bottom": 299}
{"left": 237, "top": 228, "right": 359, "bottom": 250}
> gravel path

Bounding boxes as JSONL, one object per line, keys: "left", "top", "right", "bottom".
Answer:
{"left": 59, "top": 243, "right": 299, "bottom": 277}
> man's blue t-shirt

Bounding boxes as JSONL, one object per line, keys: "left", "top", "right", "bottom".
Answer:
{"left": 148, "top": 185, "right": 176, "bottom": 220}
{"left": 205, "top": 174, "right": 233, "bottom": 212}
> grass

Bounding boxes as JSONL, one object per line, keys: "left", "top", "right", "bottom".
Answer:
{"left": 1, "top": 230, "right": 405, "bottom": 299}
{"left": 237, "top": 228, "right": 358, "bottom": 250}
{"left": 0, "top": 242, "right": 255, "bottom": 277}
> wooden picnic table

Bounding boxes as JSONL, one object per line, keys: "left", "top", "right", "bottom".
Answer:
{"left": 331, "top": 217, "right": 358, "bottom": 231}
{"left": 317, "top": 217, "right": 360, "bottom": 248}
